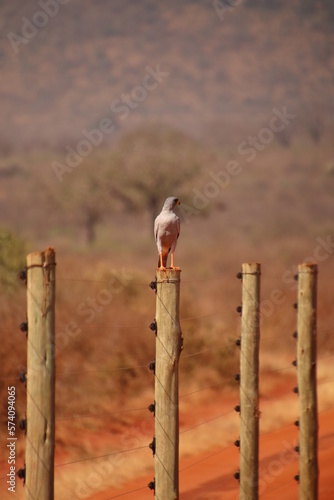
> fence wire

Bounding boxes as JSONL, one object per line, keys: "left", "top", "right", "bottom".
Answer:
{"left": 2, "top": 266, "right": 334, "bottom": 500}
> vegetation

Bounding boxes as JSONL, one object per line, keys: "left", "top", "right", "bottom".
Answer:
{"left": 0, "top": 229, "right": 26, "bottom": 294}
{"left": 109, "top": 126, "right": 205, "bottom": 228}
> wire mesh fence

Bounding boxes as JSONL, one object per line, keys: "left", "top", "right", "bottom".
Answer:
{"left": 0, "top": 252, "right": 334, "bottom": 499}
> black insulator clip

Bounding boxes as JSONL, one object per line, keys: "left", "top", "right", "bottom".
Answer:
{"left": 149, "top": 436, "right": 156, "bottom": 456}
{"left": 234, "top": 439, "right": 240, "bottom": 448}
{"left": 19, "top": 418, "right": 27, "bottom": 433}
{"left": 235, "top": 373, "right": 240, "bottom": 382}
{"left": 149, "top": 320, "right": 157, "bottom": 333}
{"left": 148, "top": 478, "right": 155, "bottom": 492}
{"left": 236, "top": 272, "right": 242, "bottom": 280}
{"left": 235, "top": 338, "right": 241, "bottom": 347}
{"left": 149, "top": 279, "right": 157, "bottom": 292}
{"left": 148, "top": 361, "right": 156, "bottom": 374}
{"left": 234, "top": 470, "right": 240, "bottom": 481}
{"left": 234, "top": 404, "right": 241, "bottom": 413}
{"left": 18, "top": 267, "right": 27, "bottom": 285}
{"left": 236, "top": 305, "right": 242, "bottom": 314}
{"left": 17, "top": 464, "right": 26, "bottom": 483}
{"left": 20, "top": 322, "right": 28, "bottom": 335}
{"left": 292, "top": 331, "right": 298, "bottom": 339}
{"left": 148, "top": 402, "right": 155, "bottom": 416}
{"left": 293, "top": 386, "right": 299, "bottom": 395}
{"left": 19, "top": 371, "right": 27, "bottom": 385}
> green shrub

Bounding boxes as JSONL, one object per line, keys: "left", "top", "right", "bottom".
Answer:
{"left": 0, "top": 229, "right": 26, "bottom": 294}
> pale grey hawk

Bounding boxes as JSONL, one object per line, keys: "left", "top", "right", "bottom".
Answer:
{"left": 154, "top": 196, "right": 180, "bottom": 269}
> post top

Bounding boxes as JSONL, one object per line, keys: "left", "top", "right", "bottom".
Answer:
{"left": 241, "top": 262, "right": 261, "bottom": 274}
{"left": 27, "top": 248, "right": 56, "bottom": 267}
{"left": 298, "top": 262, "right": 318, "bottom": 273}
{"left": 156, "top": 268, "right": 181, "bottom": 282}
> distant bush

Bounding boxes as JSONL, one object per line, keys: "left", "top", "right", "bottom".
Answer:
{"left": 0, "top": 229, "right": 26, "bottom": 294}
{"left": 321, "top": 0, "right": 334, "bottom": 23}
{"left": 245, "top": 0, "right": 282, "bottom": 10}
{"left": 299, "top": 0, "right": 334, "bottom": 23}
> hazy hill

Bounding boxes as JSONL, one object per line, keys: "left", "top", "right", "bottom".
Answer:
{"left": 0, "top": 0, "right": 333, "bottom": 150}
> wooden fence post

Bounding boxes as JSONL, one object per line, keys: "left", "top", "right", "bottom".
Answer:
{"left": 239, "top": 262, "right": 261, "bottom": 500}
{"left": 155, "top": 269, "right": 182, "bottom": 500}
{"left": 297, "top": 263, "right": 318, "bottom": 500}
{"left": 26, "top": 248, "right": 56, "bottom": 500}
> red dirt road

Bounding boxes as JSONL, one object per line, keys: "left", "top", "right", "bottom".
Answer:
{"left": 90, "top": 408, "right": 334, "bottom": 500}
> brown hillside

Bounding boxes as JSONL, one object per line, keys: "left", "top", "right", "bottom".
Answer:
{"left": 0, "top": 0, "right": 333, "bottom": 148}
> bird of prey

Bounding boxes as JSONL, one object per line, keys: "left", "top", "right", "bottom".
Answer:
{"left": 154, "top": 196, "right": 180, "bottom": 270}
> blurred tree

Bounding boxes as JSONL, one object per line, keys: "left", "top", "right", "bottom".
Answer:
{"left": 70, "top": 176, "right": 107, "bottom": 244}
{"left": 59, "top": 156, "right": 117, "bottom": 245}
{"left": 49, "top": 126, "right": 213, "bottom": 244}
{"left": 108, "top": 125, "right": 204, "bottom": 229}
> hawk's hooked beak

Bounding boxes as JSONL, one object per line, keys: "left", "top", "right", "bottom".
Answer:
{"left": 176, "top": 199, "right": 180, "bottom": 205}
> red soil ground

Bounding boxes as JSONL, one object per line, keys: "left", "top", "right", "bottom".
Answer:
{"left": 88, "top": 407, "right": 334, "bottom": 500}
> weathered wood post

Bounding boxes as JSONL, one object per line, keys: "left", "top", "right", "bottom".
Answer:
{"left": 26, "top": 248, "right": 56, "bottom": 500}
{"left": 155, "top": 268, "right": 182, "bottom": 500}
{"left": 297, "top": 263, "right": 318, "bottom": 500}
{"left": 239, "top": 262, "right": 261, "bottom": 500}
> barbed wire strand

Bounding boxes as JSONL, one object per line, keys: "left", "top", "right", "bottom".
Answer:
{"left": 51, "top": 309, "right": 230, "bottom": 340}
{"left": 180, "top": 444, "right": 235, "bottom": 473}
{"left": 57, "top": 272, "right": 334, "bottom": 288}
{"left": 54, "top": 444, "right": 148, "bottom": 469}
{"left": 180, "top": 377, "right": 236, "bottom": 398}
{"left": 56, "top": 378, "right": 237, "bottom": 423}
{"left": 0, "top": 355, "right": 332, "bottom": 423}
{"left": 0, "top": 357, "right": 330, "bottom": 422}
{"left": 57, "top": 274, "right": 229, "bottom": 286}
{"left": 1, "top": 332, "right": 332, "bottom": 383}
{"left": 180, "top": 409, "right": 235, "bottom": 435}
{"left": 179, "top": 404, "right": 334, "bottom": 494}
{"left": 103, "top": 485, "right": 147, "bottom": 500}
{"left": 7, "top": 382, "right": 334, "bottom": 490}
{"left": 56, "top": 406, "right": 150, "bottom": 422}
{"left": 56, "top": 362, "right": 149, "bottom": 379}
{"left": 0, "top": 322, "right": 331, "bottom": 348}
{"left": 181, "top": 340, "right": 237, "bottom": 359}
